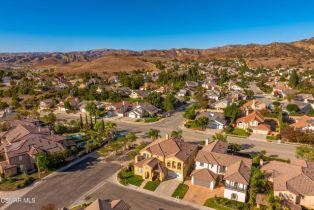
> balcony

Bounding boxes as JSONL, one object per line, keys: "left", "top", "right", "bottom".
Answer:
{"left": 224, "top": 184, "right": 247, "bottom": 192}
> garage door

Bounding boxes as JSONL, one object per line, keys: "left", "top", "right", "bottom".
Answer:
{"left": 168, "top": 171, "right": 182, "bottom": 179}
{"left": 193, "top": 178, "right": 212, "bottom": 188}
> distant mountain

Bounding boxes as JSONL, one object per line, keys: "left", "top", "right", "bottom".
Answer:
{"left": 1, "top": 37, "right": 314, "bottom": 73}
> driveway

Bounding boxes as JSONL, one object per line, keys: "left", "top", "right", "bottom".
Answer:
{"left": 183, "top": 181, "right": 224, "bottom": 205}
{"left": 249, "top": 133, "right": 267, "bottom": 141}
{"left": 155, "top": 178, "right": 181, "bottom": 197}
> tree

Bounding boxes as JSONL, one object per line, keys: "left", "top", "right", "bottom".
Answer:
{"left": 79, "top": 114, "right": 83, "bottom": 129}
{"left": 86, "top": 102, "right": 97, "bottom": 116}
{"left": 171, "top": 130, "right": 183, "bottom": 138}
{"left": 163, "top": 93, "right": 176, "bottom": 111}
{"left": 146, "top": 128, "right": 161, "bottom": 140}
{"left": 288, "top": 69, "right": 299, "bottom": 88}
{"left": 40, "top": 113, "right": 56, "bottom": 124}
{"left": 195, "top": 117, "right": 209, "bottom": 129}
{"left": 183, "top": 106, "right": 197, "bottom": 120}
{"left": 286, "top": 103, "right": 300, "bottom": 113}
{"left": 212, "top": 132, "right": 227, "bottom": 142}
{"left": 228, "top": 143, "right": 241, "bottom": 153}
{"left": 35, "top": 152, "right": 51, "bottom": 171}
{"left": 224, "top": 103, "right": 241, "bottom": 122}
{"left": 249, "top": 167, "right": 270, "bottom": 206}
{"left": 296, "top": 145, "right": 314, "bottom": 161}
{"left": 125, "top": 132, "right": 137, "bottom": 150}
{"left": 194, "top": 92, "right": 208, "bottom": 109}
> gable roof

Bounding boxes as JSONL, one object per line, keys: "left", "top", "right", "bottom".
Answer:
{"left": 85, "top": 198, "right": 130, "bottom": 210}
{"left": 224, "top": 160, "right": 251, "bottom": 185}
{"left": 261, "top": 160, "right": 314, "bottom": 196}
{"left": 191, "top": 168, "right": 218, "bottom": 182}
{"left": 236, "top": 111, "right": 264, "bottom": 123}
{"left": 143, "top": 138, "right": 197, "bottom": 162}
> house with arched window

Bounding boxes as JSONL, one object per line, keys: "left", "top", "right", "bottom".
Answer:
{"left": 134, "top": 136, "right": 198, "bottom": 182}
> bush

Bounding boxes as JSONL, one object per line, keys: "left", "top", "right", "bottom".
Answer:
{"left": 204, "top": 197, "right": 250, "bottom": 210}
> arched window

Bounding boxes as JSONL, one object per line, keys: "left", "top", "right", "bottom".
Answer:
{"left": 177, "top": 163, "right": 182, "bottom": 170}
{"left": 172, "top": 161, "right": 176, "bottom": 169}
{"left": 231, "top": 193, "right": 238, "bottom": 201}
{"left": 167, "top": 162, "right": 171, "bottom": 167}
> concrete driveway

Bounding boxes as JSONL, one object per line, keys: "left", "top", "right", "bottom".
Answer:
{"left": 183, "top": 181, "right": 224, "bottom": 205}
{"left": 155, "top": 178, "right": 181, "bottom": 197}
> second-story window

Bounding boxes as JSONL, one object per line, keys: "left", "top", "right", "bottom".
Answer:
{"left": 167, "top": 162, "right": 171, "bottom": 167}
{"left": 172, "top": 161, "right": 176, "bottom": 169}
{"left": 177, "top": 163, "right": 182, "bottom": 170}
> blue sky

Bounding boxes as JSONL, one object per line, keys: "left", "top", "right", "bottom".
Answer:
{"left": 1, "top": 0, "right": 314, "bottom": 52}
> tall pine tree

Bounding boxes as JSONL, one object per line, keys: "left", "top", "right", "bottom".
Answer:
{"left": 288, "top": 70, "right": 299, "bottom": 88}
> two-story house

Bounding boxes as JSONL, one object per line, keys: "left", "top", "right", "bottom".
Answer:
{"left": 236, "top": 111, "right": 271, "bottom": 135}
{"left": 191, "top": 140, "right": 252, "bottom": 202}
{"left": 134, "top": 136, "right": 198, "bottom": 182}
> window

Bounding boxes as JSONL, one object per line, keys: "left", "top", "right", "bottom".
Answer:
{"left": 199, "top": 162, "right": 204, "bottom": 167}
{"left": 177, "top": 163, "right": 182, "bottom": 170}
{"left": 19, "top": 156, "right": 23, "bottom": 161}
{"left": 167, "top": 162, "right": 171, "bottom": 167}
{"left": 138, "top": 168, "right": 143, "bottom": 173}
{"left": 231, "top": 193, "right": 238, "bottom": 201}
{"left": 172, "top": 161, "right": 176, "bottom": 169}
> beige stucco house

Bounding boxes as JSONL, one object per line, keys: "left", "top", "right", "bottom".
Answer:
{"left": 134, "top": 136, "right": 198, "bottom": 182}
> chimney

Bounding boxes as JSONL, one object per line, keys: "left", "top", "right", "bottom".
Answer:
{"left": 246, "top": 109, "right": 249, "bottom": 116}
{"left": 122, "top": 101, "right": 125, "bottom": 106}
{"left": 38, "top": 126, "right": 41, "bottom": 133}
{"left": 252, "top": 99, "right": 256, "bottom": 111}
{"left": 166, "top": 133, "right": 169, "bottom": 139}
{"left": 259, "top": 158, "right": 264, "bottom": 167}
{"left": 205, "top": 138, "right": 210, "bottom": 145}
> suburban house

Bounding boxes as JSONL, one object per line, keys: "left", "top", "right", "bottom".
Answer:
{"left": 134, "top": 136, "right": 198, "bottom": 181}
{"left": 290, "top": 115, "right": 314, "bottom": 131}
{"left": 38, "top": 99, "right": 54, "bottom": 111}
{"left": 261, "top": 160, "right": 314, "bottom": 209}
{"left": 272, "top": 83, "right": 293, "bottom": 98}
{"left": 191, "top": 140, "right": 252, "bottom": 202}
{"left": 241, "top": 99, "right": 267, "bottom": 111}
{"left": 128, "top": 103, "right": 161, "bottom": 119}
{"left": 207, "top": 112, "right": 226, "bottom": 129}
{"left": 211, "top": 99, "right": 229, "bottom": 110}
{"left": 106, "top": 101, "right": 131, "bottom": 117}
{"left": 0, "top": 121, "right": 66, "bottom": 177}
{"left": 85, "top": 198, "right": 130, "bottom": 210}
{"left": 236, "top": 111, "right": 271, "bottom": 135}
{"left": 283, "top": 101, "right": 312, "bottom": 115}
{"left": 129, "top": 90, "right": 148, "bottom": 99}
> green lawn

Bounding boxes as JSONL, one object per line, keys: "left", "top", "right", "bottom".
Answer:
{"left": 126, "top": 175, "right": 144, "bottom": 186}
{"left": 226, "top": 128, "right": 250, "bottom": 137}
{"left": 0, "top": 171, "right": 51, "bottom": 191}
{"left": 143, "top": 180, "right": 160, "bottom": 191}
{"left": 144, "top": 117, "right": 160, "bottom": 123}
{"left": 204, "top": 197, "right": 250, "bottom": 210}
{"left": 118, "top": 169, "right": 144, "bottom": 187}
{"left": 171, "top": 183, "right": 189, "bottom": 199}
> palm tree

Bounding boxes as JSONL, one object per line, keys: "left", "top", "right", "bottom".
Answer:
{"left": 105, "top": 121, "right": 117, "bottom": 140}
{"left": 171, "top": 130, "right": 183, "bottom": 138}
{"left": 212, "top": 132, "right": 227, "bottom": 142}
{"left": 146, "top": 128, "right": 161, "bottom": 140}
{"left": 125, "top": 132, "right": 137, "bottom": 150}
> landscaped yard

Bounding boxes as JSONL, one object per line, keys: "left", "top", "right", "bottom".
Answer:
{"left": 171, "top": 183, "right": 189, "bottom": 199}
{"left": 226, "top": 128, "right": 250, "bottom": 137}
{"left": 0, "top": 171, "right": 51, "bottom": 191}
{"left": 118, "top": 168, "right": 144, "bottom": 187}
{"left": 143, "top": 180, "right": 160, "bottom": 191}
{"left": 204, "top": 197, "right": 249, "bottom": 210}
{"left": 144, "top": 117, "right": 160, "bottom": 123}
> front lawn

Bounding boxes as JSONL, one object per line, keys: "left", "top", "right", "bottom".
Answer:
{"left": 143, "top": 180, "right": 160, "bottom": 191}
{"left": 204, "top": 197, "right": 250, "bottom": 210}
{"left": 118, "top": 168, "right": 144, "bottom": 187}
{"left": 226, "top": 128, "right": 250, "bottom": 137}
{"left": 171, "top": 183, "right": 189, "bottom": 199}
{"left": 144, "top": 117, "right": 160, "bottom": 123}
{"left": 0, "top": 171, "right": 51, "bottom": 191}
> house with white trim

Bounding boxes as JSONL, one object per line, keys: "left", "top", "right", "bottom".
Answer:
{"left": 191, "top": 140, "right": 252, "bottom": 202}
